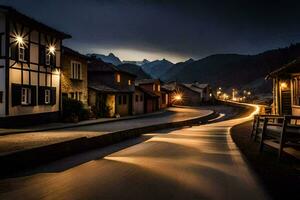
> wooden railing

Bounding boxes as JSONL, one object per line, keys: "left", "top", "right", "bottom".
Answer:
{"left": 252, "top": 115, "right": 300, "bottom": 160}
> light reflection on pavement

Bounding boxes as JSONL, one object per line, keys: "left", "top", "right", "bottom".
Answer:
{"left": 0, "top": 104, "right": 269, "bottom": 200}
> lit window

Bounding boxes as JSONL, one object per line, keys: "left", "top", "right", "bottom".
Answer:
{"left": 153, "top": 84, "right": 155, "bottom": 91}
{"left": 21, "top": 87, "right": 31, "bottom": 105}
{"left": 19, "top": 46, "right": 25, "bottom": 61}
{"left": 45, "top": 89, "right": 51, "bottom": 104}
{"left": 71, "top": 61, "right": 82, "bottom": 80}
{"left": 70, "top": 92, "right": 82, "bottom": 101}
{"left": 158, "top": 85, "right": 161, "bottom": 92}
{"left": 116, "top": 74, "right": 121, "bottom": 83}
{"left": 128, "top": 79, "right": 131, "bottom": 85}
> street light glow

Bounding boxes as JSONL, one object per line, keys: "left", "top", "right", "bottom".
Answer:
{"left": 174, "top": 94, "right": 182, "bottom": 101}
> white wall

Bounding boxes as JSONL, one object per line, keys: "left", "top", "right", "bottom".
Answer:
{"left": 8, "top": 22, "right": 62, "bottom": 117}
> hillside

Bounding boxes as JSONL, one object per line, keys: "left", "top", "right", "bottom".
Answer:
{"left": 117, "top": 63, "right": 152, "bottom": 80}
{"left": 142, "top": 59, "right": 173, "bottom": 78}
{"left": 161, "top": 43, "right": 300, "bottom": 93}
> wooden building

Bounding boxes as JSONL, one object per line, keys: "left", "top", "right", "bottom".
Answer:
{"left": 163, "top": 81, "right": 213, "bottom": 106}
{"left": 135, "top": 79, "right": 161, "bottom": 113}
{"left": 267, "top": 58, "right": 300, "bottom": 116}
{"left": 133, "top": 86, "right": 145, "bottom": 115}
{"left": 161, "top": 87, "right": 172, "bottom": 108}
{"left": 0, "top": 6, "right": 71, "bottom": 126}
{"left": 88, "top": 58, "right": 136, "bottom": 117}
{"left": 61, "top": 46, "right": 88, "bottom": 106}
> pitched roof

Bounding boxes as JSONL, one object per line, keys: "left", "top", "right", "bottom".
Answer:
{"left": 136, "top": 86, "right": 159, "bottom": 98}
{"left": 135, "top": 79, "right": 160, "bottom": 85}
{"left": 62, "top": 46, "right": 89, "bottom": 60}
{"left": 0, "top": 5, "right": 71, "bottom": 39}
{"left": 89, "top": 83, "right": 133, "bottom": 93}
{"left": 266, "top": 58, "right": 300, "bottom": 79}
{"left": 88, "top": 59, "right": 136, "bottom": 77}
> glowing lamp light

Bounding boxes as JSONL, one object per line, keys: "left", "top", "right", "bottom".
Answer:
{"left": 49, "top": 46, "right": 56, "bottom": 55}
{"left": 15, "top": 35, "right": 24, "bottom": 45}
{"left": 174, "top": 95, "right": 182, "bottom": 101}
{"left": 280, "top": 82, "right": 287, "bottom": 89}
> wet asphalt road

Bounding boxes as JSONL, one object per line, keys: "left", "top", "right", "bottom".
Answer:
{"left": 0, "top": 104, "right": 269, "bottom": 200}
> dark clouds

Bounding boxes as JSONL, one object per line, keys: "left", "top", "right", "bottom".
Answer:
{"left": 2, "top": 0, "right": 300, "bottom": 61}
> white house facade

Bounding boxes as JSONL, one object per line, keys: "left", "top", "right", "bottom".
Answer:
{"left": 0, "top": 6, "right": 70, "bottom": 125}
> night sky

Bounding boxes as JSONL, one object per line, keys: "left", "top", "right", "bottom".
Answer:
{"left": 2, "top": 0, "right": 300, "bottom": 62}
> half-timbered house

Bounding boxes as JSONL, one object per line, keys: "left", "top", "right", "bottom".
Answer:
{"left": 0, "top": 6, "right": 71, "bottom": 126}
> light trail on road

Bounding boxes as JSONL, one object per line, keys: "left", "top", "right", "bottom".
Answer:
{"left": 0, "top": 104, "right": 268, "bottom": 200}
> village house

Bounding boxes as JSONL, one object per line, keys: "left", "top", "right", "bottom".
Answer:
{"left": 163, "top": 81, "right": 213, "bottom": 106}
{"left": 133, "top": 86, "right": 145, "bottom": 115}
{"left": 88, "top": 58, "right": 136, "bottom": 117}
{"left": 61, "top": 46, "right": 88, "bottom": 107}
{"left": 161, "top": 86, "right": 172, "bottom": 108}
{"left": 135, "top": 79, "right": 161, "bottom": 113}
{"left": 0, "top": 6, "right": 71, "bottom": 126}
{"left": 267, "top": 58, "right": 300, "bottom": 116}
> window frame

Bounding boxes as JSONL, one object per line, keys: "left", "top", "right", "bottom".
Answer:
{"left": 46, "top": 54, "right": 51, "bottom": 66}
{"left": 21, "top": 87, "right": 31, "bottom": 105}
{"left": 18, "top": 45, "right": 25, "bottom": 62}
{"left": 44, "top": 89, "right": 51, "bottom": 104}
{"left": 71, "top": 61, "right": 82, "bottom": 80}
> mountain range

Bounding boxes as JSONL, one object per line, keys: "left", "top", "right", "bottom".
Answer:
{"left": 87, "top": 53, "right": 122, "bottom": 65}
{"left": 141, "top": 59, "right": 174, "bottom": 78}
{"left": 117, "top": 63, "right": 152, "bottom": 80}
{"left": 87, "top": 43, "right": 300, "bottom": 93}
{"left": 160, "top": 43, "right": 300, "bottom": 93}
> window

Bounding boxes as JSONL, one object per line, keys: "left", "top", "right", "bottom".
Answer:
{"left": 128, "top": 79, "right": 131, "bottom": 85}
{"left": 19, "top": 46, "right": 25, "bottom": 61}
{"left": 46, "top": 54, "right": 51, "bottom": 65}
{"left": 123, "top": 95, "right": 127, "bottom": 104}
{"left": 69, "top": 92, "right": 82, "bottom": 101}
{"left": 21, "top": 87, "right": 31, "bottom": 105}
{"left": 140, "top": 95, "right": 143, "bottom": 102}
{"left": 293, "top": 78, "right": 300, "bottom": 105}
{"left": 158, "top": 85, "right": 161, "bottom": 92}
{"left": 153, "top": 84, "right": 155, "bottom": 91}
{"left": 116, "top": 73, "right": 121, "bottom": 83}
{"left": 71, "top": 61, "right": 82, "bottom": 80}
{"left": 135, "top": 94, "right": 139, "bottom": 102}
{"left": 45, "top": 89, "right": 51, "bottom": 104}
{"left": 118, "top": 95, "right": 122, "bottom": 105}
{"left": 0, "top": 91, "right": 3, "bottom": 103}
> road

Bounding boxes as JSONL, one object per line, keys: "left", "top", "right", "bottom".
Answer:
{"left": 0, "top": 104, "right": 269, "bottom": 200}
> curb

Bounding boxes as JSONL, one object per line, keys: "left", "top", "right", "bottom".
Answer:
{"left": 0, "top": 110, "right": 218, "bottom": 176}
{"left": 0, "top": 110, "right": 166, "bottom": 136}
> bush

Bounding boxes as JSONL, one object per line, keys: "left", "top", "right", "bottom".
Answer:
{"left": 62, "top": 97, "right": 89, "bottom": 122}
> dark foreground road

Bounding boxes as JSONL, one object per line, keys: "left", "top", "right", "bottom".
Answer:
{"left": 0, "top": 104, "right": 269, "bottom": 200}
